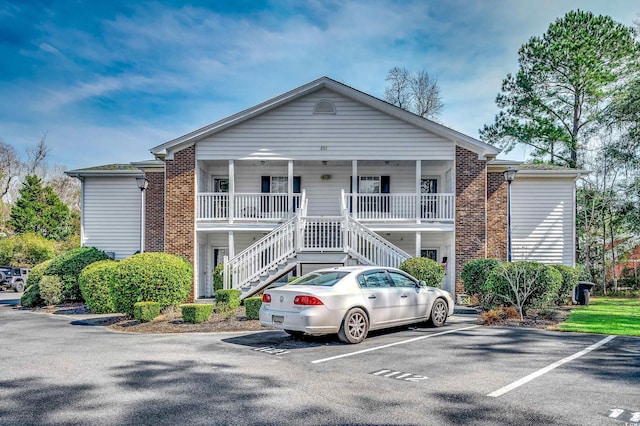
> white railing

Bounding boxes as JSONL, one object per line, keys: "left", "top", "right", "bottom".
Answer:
{"left": 340, "top": 190, "right": 412, "bottom": 268}
{"left": 197, "top": 193, "right": 301, "bottom": 221}
{"left": 345, "top": 217, "right": 412, "bottom": 268}
{"left": 342, "top": 193, "right": 455, "bottom": 221}
{"left": 299, "top": 216, "right": 344, "bottom": 251}
{"left": 197, "top": 193, "right": 228, "bottom": 220}
{"left": 223, "top": 218, "right": 297, "bottom": 291}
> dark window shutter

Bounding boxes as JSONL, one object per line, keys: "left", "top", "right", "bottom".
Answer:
{"left": 261, "top": 176, "right": 270, "bottom": 193}
{"left": 293, "top": 176, "right": 301, "bottom": 193}
{"left": 381, "top": 176, "right": 390, "bottom": 194}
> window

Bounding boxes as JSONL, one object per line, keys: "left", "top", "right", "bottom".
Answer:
{"left": 359, "top": 270, "right": 392, "bottom": 288}
{"left": 313, "top": 99, "right": 336, "bottom": 114}
{"left": 352, "top": 176, "right": 390, "bottom": 213}
{"left": 213, "top": 178, "right": 229, "bottom": 192}
{"left": 271, "top": 176, "right": 288, "bottom": 194}
{"left": 421, "top": 249, "right": 438, "bottom": 262}
{"left": 359, "top": 176, "right": 380, "bottom": 194}
{"left": 290, "top": 271, "right": 348, "bottom": 287}
{"left": 421, "top": 178, "right": 438, "bottom": 218}
{"left": 388, "top": 271, "right": 417, "bottom": 288}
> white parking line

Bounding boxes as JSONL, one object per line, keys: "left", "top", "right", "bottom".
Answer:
{"left": 311, "top": 325, "right": 481, "bottom": 364}
{"left": 487, "top": 335, "right": 617, "bottom": 398}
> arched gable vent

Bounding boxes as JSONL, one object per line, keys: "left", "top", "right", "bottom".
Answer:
{"left": 313, "top": 99, "right": 336, "bottom": 114}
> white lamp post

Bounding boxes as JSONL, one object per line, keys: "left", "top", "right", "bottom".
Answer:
{"left": 136, "top": 176, "right": 149, "bottom": 253}
{"left": 503, "top": 167, "right": 517, "bottom": 262}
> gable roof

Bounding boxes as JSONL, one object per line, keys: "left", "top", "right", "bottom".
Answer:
{"left": 150, "top": 76, "right": 501, "bottom": 160}
{"left": 65, "top": 164, "right": 143, "bottom": 178}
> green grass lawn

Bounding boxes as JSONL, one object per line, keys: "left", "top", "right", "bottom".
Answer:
{"left": 557, "top": 297, "right": 640, "bottom": 336}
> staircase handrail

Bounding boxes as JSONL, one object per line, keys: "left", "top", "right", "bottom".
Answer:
{"left": 223, "top": 190, "right": 306, "bottom": 290}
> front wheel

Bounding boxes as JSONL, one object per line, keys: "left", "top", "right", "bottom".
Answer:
{"left": 14, "top": 281, "right": 25, "bottom": 293}
{"left": 338, "top": 308, "right": 369, "bottom": 344}
{"left": 428, "top": 299, "right": 448, "bottom": 327}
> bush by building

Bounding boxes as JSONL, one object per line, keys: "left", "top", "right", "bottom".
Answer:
{"left": 180, "top": 304, "right": 213, "bottom": 323}
{"left": 398, "top": 257, "right": 444, "bottom": 288}
{"left": 79, "top": 260, "right": 118, "bottom": 314}
{"left": 133, "top": 301, "right": 161, "bottom": 322}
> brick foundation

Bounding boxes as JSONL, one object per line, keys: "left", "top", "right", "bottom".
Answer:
{"left": 144, "top": 170, "right": 165, "bottom": 253}
{"left": 486, "top": 172, "right": 507, "bottom": 261}
{"left": 455, "top": 147, "right": 487, "bottom": 295}
{"left": 165, "top": 146, "right": 196, "bottom": 302}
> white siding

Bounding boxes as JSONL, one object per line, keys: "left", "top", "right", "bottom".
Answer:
{"left": 511, "top": 177, "right": 575, "bottom": 265}
{"left": 196, "top": 88, "right": 454, "bottom": 161}
{"left": 82, "top": 177, "right": 141, "bottom": 260}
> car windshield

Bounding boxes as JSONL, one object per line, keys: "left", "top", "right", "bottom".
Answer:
{"left": 289, "top": 271, "right": 349, "bottom": 287}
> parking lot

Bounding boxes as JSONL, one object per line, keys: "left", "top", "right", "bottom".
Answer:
{"left": 1, "top": 292, "right": 639, "bottom": 425}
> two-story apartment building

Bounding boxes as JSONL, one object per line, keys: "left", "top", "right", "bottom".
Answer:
{"left": 67, "top": 77, "right": 584, "bottom": 301}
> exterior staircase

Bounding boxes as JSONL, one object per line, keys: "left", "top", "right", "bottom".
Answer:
{"left": 223, "top": 190, "right": 412, "bottom": 299}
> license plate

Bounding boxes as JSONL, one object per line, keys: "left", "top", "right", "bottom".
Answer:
{"left": 272, "top": 315, "right": 284, "bottom": 324}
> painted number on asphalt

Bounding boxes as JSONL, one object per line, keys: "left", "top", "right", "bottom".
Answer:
{"left": 609, "top": 408, "right": 640, "bottom": 424}
{"left": 371, "top": 369, "right": 428, "bottom": 382}
{"left": 254, "top": 347, "right": 290, "bottom": 356}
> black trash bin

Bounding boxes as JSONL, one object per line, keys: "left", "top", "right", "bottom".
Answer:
{"left": 574, "top": 281, "right": 595, "bottom": 306}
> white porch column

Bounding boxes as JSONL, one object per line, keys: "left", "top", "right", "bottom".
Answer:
{"left": 228, "top": 230, "right": 235, "bottom": 259}
{"left": 229, "top": 160, "right": 235, "bottom": 224}
{"left": 352, "top": 160, "right": 358, "bottom": 220}
{"left": 415, "top": 232, "right": 421, "bottom": 257}
{"left": 415, "top": 160, "right": 421, "bottom": 224}
{"left": 288, "top": 160, "right": 294, "bottom": 214}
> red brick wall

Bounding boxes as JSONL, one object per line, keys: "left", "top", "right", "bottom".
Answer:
{"left": 486, "top": 172, "right": 507, "bottom": 261}
{"left": 144, "top": 170, "right": 165, "bottom": 253}
{"left": 455, "top": 147, "right": 487, "bottom": 294}
{"left": 165, "top": 146, "right": 196, "bottom": 302}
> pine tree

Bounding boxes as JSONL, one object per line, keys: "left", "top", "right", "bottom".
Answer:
{"left": 9, "top": 175, "right": 72, "bottom": 241}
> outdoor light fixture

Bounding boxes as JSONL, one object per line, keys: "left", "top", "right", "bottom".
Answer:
{"left": 136, "top": 176, "right": 149, "bottom": 253}
{"left": 503, "top": 167, "right": 518, "bottom": 262}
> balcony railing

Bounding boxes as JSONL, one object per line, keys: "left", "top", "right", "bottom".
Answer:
{"left": 198, "top": 192, "right": 454, "bottom": 222}
{"left": 343, "top": 193, "right": 455, "bottom": 221}
{"left": 197, "top": 193, "right": 300, "bottom": 221}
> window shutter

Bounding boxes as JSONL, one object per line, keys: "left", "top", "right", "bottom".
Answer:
{"left": 381, "top": 176, "right": 390, "bottom": 194}
{"left": 261, "top": 176, "right": 270, "bottom": 193}
{"left": 293, "top": 176, "right": 301, "bottom": 193}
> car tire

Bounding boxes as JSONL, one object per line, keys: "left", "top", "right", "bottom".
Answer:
{"left": 14, "top": 280, "right": 25, "bottom": 293}
{"left": 338, "top": 308, "right": 368, "bottom": 344}
{"left": 428, "top": 299, "right": 448, "bottom": 327}
{"left": 0, "top": 271, "right": 5, "bottom": 282}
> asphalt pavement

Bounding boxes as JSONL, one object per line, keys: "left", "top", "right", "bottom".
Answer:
{"left": 1, "top": 291, "right": 638, "bottom": 425}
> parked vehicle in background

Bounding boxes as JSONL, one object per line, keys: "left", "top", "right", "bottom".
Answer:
{"left": 259, "top": 266, "right": 454, "bottom": 344}
{"left": 0, "top": 266, "right": 29, "bottom": 292}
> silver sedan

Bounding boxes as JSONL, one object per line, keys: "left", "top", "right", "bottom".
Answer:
{"left": 259, "top": 266, "right": 454, "bottom": 344}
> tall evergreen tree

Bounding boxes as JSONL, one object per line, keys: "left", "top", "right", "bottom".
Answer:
{"left": 480, "top": 10, "right": 640, "bottom": 168}
{"left": 9, "top": 175, "right": 72, "bottom": 241}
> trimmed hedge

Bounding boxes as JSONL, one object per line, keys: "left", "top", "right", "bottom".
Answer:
{"left": 111, "top": 252, "right": 193, "bottom": 316}
{"left": 215, "top": 289, "right": 241, "bottom": 318}
{"left": 79, "top": 260, "right": 118, "bottom": 314}
{"left": 45, "top": 247, "right": 110, "bottom": 302}
{"left": 0, "top": 232, "right": 56, "bottom": 267}
{"left": 399, "top": 257, "right": 444, "bottom": 288}
{"left": 461, "top": 258, "right": 502, "bottom": 296}
{"left": 550, "top": 264, "right": 580, "bottom": 304}
{"left": 20, "top": 259, "right": 54, "bottom": 307}
{"left": 244, "top": 297, "right": 262, "bottom": 320}
{"left": 39, "top": 275, "right": 62, "bottom": 306}
{"left": 133, "top": 301, "right": 161, "bottom": 323}
{"left": 181, "top": 304, "right": 213, "bottom": 324}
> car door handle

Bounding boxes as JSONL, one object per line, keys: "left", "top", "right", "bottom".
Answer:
{"left": 400, "top": 294, "right": 408, "bottom": 298}
{"left": 368, "top": 295, "right": 376, "bottom": 299}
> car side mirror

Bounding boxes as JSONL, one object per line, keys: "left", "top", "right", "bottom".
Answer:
{"left": 417, "top": 280, "right": 427, "bottom": 288}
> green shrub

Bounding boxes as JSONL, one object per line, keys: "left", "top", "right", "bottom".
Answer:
{"left": 180, "top": 304, "right": 213, "bottom": 323}
{"left": 550, "top": 264, "right": 580, "bottom": 305}
{"left": 399, "top": 257, "right": 444, "bottom": 288}
{"left": 0, "top": 233, "right": 56, "bottom": 267}
{"left": 20, "top": 259, "right": 54, "bottom": 307}
{"left": 39, "top": 275, "right": 62, "bottom": 306}
{"left": 0, "top": 237, "right": 15, "bottom": 265}
{"left": 484, "top": 261, "right": 562, "bottom": 317}
{"left": 244, "top": 297, "right": 262, "bottom": 320}
{"left": 46, "top": 247, "right": 110, "bottom": 302}
{"left": 215, "top": 289, "right": 241, "bottom": 318}
{"left": 79, "top": 260, "right": 118, "bottom": 314}
{"left": 461, "top": 258, "right": 502, "bottom": 296}
{"left": 213, "top": 264, "right": 224, "bottom": 291}
{"left": 133, "top": 301, "right": 161, "bottom": 323}
{"left": 111, "top": 252, "right": 193, "bottom": 316}
{"left": 618, "top": 276, "right": 640, "bottom": 290}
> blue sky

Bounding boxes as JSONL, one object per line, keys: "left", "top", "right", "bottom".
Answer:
{"left": 1, "top": 0, "right": 638, "bottom": 170}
